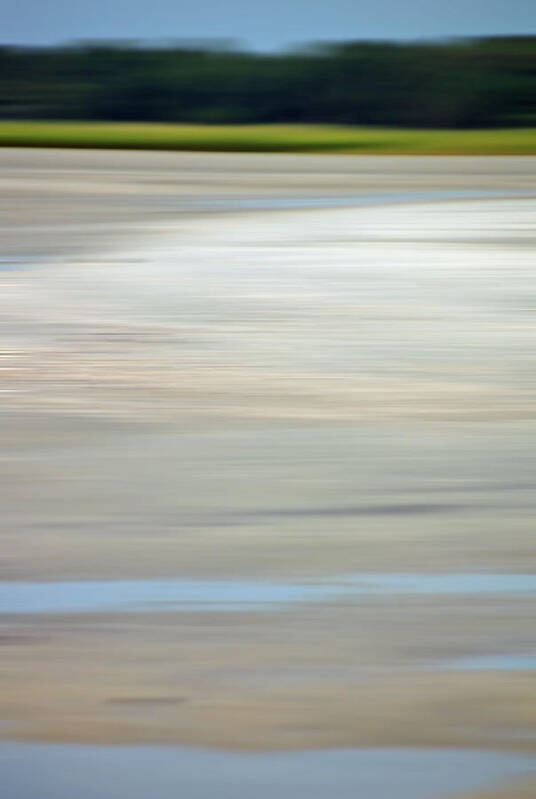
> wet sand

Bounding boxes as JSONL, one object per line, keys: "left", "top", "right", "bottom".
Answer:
{"left": 1, "top": 151, "right": 536, "bottom": 796}
{"left": 2, "top": 598, "right": 536, "bottom": 751}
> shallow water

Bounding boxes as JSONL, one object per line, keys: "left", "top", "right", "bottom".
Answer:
{"left": 443, "top": 655, "right": 536, "bottom": 671}
{"left": 2, "top": 573, "right": 536, "bottom": 614}
{"left": 0, "top": 257, "right": 42, "bottom": 271}
{"left": 1, "top": 742, "right": 534, "bottom": 799}
{"left": 183, "top": 187, "right": 536, "bottom": 211}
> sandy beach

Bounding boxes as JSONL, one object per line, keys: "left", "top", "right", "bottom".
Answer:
{"left": 1, "top": 150, "right": 536, "bottom": 795}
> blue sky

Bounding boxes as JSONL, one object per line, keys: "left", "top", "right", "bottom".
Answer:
{"left": 2, "top": 0, "right": 534, "bottom": 50}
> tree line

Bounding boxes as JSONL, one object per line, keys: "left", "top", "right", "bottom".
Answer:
{"left": 0, "top": 37, "right": 534, "bottom": 128}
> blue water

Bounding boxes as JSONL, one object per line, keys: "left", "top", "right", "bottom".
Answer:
{"left": 1, "top": 742, "right": 534, "bottom": 799}
{"left": 443, "top": 655, "right": 536, "bottom": 671}
{"left": 1, "top": 573, "right": 535, "bottom": 614}
{"left": 182, "top": 188, "right": 536, "bottom": 212}
{"left": 0, "top": 257, "right": 42, "bottom": 271}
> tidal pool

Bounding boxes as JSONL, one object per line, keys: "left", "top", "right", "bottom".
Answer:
{"left": 1, "top": 573, "right": 536, "bottom": 614}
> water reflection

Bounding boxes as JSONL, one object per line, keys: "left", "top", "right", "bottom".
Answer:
{"left": 2, "top": 573, "right": 536, "bottom": 614}
{"left": 1, "top": 743, "right": 535, "bottom": 799}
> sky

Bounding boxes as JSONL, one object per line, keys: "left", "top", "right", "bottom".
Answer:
{"left": 2, "top": 0, "right": 534, "bottom": 51}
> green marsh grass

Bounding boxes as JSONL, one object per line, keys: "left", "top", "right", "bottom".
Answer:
{"left": 0, "top": 122, "right": 535, "bottom": 154}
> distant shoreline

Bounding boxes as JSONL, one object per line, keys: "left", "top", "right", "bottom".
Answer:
{"left": 1, "top": 122, "right": 535, "bottom": 154}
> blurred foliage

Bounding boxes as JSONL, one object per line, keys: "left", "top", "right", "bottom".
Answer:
{"left": 0, "top": 122, "right": 534, "bottom": 153}
{"left": 0, "top": 37, "right": 535, "bottom": 128}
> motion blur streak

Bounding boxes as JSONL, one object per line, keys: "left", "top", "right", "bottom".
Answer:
{"left": 1, "top": 38, "right": 535, "bottom": 129}
{"left": 1, "top": 150, "right": 536, "bottom": 798}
